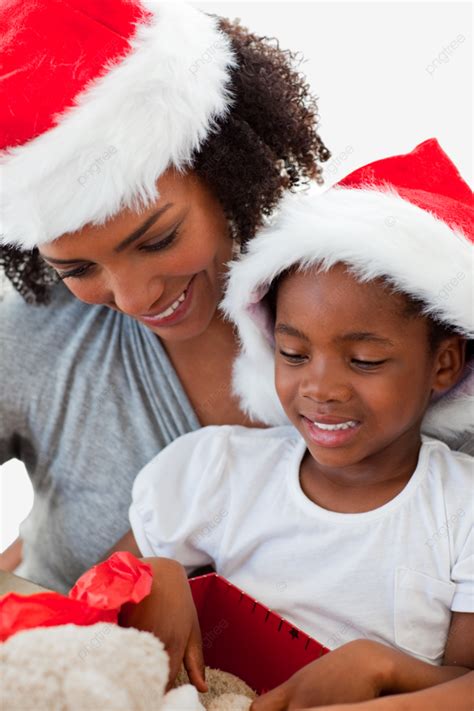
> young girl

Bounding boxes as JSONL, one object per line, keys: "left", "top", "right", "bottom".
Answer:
{"left": 116, "top": 139, "right": 473, "bottom": 707}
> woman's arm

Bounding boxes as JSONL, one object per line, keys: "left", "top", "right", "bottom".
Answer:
{"left": 0, "top": 537, "right": 23, "bottom": 571}
{"left": 101, "top": 528, "right": 141, "bottom": 560}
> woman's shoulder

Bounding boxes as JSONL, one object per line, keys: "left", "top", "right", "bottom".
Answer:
{"left": 0, "top": 282, "right": 122, "bottom": 384}
{"left": 0, "top": 282, "right": 130, "bottom": 360}
{"left": 1, "top": 282, "right": 88, "bottom": 334}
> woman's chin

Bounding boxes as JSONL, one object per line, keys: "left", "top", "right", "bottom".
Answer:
{"left": 139, "top": 273, "right": 218, "bottom": 342}
{"left": 148, "top": 304, "right": 217, "bottom": 343}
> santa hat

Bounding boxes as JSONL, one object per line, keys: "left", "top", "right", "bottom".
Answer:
{"left": 222, "top": 139, "right": 473, "bottom": 445}
{"left": 0, "top": 1, "right": 236, "bottom": 251}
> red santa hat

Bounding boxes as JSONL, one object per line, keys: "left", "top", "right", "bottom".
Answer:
{"left": 0, "top": 0, "right": 236, "bottom": 251}
{"left": 222, "top": 139, "right": 473, "bottom": 445}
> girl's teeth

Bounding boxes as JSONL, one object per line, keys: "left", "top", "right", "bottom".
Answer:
{"left": 312, "top": 420, "right": 358, "bottom": 431}
{"left": 154, "top": 290, "right": 186, "bottom": 319}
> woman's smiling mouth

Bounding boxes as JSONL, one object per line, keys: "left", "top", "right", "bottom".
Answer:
{"left": 139, "top": 275, "right": 196, "bottom": 327}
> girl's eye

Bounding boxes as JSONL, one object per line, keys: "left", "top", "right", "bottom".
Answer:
{"left": 352, "top": 359, "right": 387, "bottom": 369}
{"left": 140, "top": 227, "right": 180, "bottom": 252}
{"left": 57, "top": 264, "right": 92, "bottom": 280}
{"left": 279, "top": 350, "right": 307, "bottom": 363}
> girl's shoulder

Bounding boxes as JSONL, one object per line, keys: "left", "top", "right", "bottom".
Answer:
{"left": 185, "top": 423, "right": 301, "bottom": 454}
{"left": 147, "top": 424, "right": 302, "bottom": 481}
{"left": 421, "top": 436, "right": 473, "bottom": 513}
{"left": 422, "top": 435, "right": 473, "bottom": 477}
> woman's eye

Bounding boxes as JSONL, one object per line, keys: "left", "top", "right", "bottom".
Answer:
{"left": 57, "top": 264, "right": 93, "bottom": 280}
{"left": 140, "top": 227, "right": 180, "bottom": 252}
{"left": 352, "top": 359, "right": 387, "bottom": 369}
{"left": 56, "top": 227, "right": 181, "bottom": 279}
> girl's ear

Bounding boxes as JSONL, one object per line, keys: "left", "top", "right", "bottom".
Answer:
{"left": 431, "top": 337, "right": 467, "bottom": 395}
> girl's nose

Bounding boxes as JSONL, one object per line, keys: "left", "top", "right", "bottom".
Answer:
{"left": 299, "top": 357, "right": 352, "bottom": 404}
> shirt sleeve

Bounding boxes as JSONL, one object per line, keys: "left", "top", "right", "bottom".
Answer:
{"left": 451, "top": 526, "right": 474, "bottom": 613}
{"left": 0, "top": 292, "right": 29, "bottom": 466}
{"left": 129, "top": 425, "right": 230, "bottom": 573}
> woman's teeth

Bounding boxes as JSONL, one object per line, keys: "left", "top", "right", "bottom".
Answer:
{"left": 312, "top": 420, "right": 358, "bottom": 431}
{"left": 154, "top": 289, "right": 186, "bottom": 319}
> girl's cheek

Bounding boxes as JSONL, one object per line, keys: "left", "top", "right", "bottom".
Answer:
{"left": 275, "top": 368, "right": 300, "bottom": 411}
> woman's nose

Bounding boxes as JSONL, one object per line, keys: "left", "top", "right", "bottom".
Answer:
{"left": 299, "top": 357, "right": 352, "bottom": 404}
{"left": 108, "top": 271, "right": 165, "bottom": 318}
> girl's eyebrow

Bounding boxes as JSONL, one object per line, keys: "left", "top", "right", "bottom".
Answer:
{"left": 340, "top": 332, "right": 395, "bottom": 346}
{"left": 275, "top": 324, "right": 395, "bottom": 347}
{"left": 41, "top": 203, "right": 174, "bottom": 264}
{"left": 275, "top": 323, "right": 310, "bottom": 341}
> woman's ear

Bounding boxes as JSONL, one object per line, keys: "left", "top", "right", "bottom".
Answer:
{"left": 431, "top": 337, "right": 467, "bottom": 395}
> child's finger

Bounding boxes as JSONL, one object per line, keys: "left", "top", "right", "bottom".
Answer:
{"left": 165, "top": 644, "right": 186, "bottom": 692}
{"left": 183, "top": 621, "right": 208, "bottom": 693}
{"left": 250, "top": 685, "right": 288, "bottom": 711}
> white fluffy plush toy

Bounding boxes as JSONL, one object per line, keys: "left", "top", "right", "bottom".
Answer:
{"left": 1, "top": 623, "right": 255, "bottom": 711}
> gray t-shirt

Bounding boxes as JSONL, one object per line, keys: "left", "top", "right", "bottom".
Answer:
{"left": 0, "top": 283, "right": 199, "bottom": 592}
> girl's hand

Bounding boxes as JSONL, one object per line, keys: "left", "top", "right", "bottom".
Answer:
{"left": 251, "top": 640, "right": 394, "bottom": 710}
{"left": 119, "top": 556, "right": 207, "bottom": 693}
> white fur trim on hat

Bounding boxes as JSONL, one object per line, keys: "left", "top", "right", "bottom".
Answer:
{"left": 0, "top": 2, "right": 236, "bottom": 251}
{"left": 222, "top": 186, "right": 473, "bottom": 445}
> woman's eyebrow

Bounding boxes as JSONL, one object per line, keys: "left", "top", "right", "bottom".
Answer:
{"left": 114, "top": 203, "right": 174, "bottom": 252}
{"left": 41, "top": 203, "right": 174, "bottom": 264}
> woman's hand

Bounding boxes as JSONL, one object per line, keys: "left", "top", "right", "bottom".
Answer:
{"left": 119, "top": 556, "right": 207, "bottom": 693}
{"left": 0, "top": 537, "right": 23, "bottom": 572}
{"left": 251, "top": 640, "right": 394, "bottom": 711}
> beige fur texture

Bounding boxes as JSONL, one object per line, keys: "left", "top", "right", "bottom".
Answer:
{"left": 1, "top": 623, "right": 256, "bottom": 710}
{"left": 176, "top": 667, "right": 256, "bottom": 710}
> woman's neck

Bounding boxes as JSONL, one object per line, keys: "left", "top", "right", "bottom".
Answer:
{"left": 163, "top": 312, "right": 263, "bottom": 428}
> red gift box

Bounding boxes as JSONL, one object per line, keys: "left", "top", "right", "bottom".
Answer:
{"left": 190, "top": 573, "right": 329, "bottom": 694}
{"left": 0, "top": 554, "right": 329, "bottom": 695}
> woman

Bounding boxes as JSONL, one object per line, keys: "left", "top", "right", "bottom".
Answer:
{"left": 0, "top": 1, "right": 329, "bottom": 591}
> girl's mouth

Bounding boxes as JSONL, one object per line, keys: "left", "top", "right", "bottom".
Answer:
{"left": 302, "top": 415, "right": 362, "bottom": 448}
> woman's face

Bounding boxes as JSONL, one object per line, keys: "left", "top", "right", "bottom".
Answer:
{"left": 38, "top": 169, "right": 233, "bottom": 341}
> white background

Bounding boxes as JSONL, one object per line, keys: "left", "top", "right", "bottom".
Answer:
{"left": 1, "top": 0, "right": 472, "bottom": 552}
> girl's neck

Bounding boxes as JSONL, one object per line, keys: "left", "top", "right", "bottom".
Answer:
{"left": 300, "top": 428, "right": 423, "bottom": 514}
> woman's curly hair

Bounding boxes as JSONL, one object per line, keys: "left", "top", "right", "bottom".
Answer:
{"left": 0, "top": 16, "right": 330, "bottom": 304}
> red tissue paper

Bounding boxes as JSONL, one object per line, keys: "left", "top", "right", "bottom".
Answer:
{"left": 0, "top": 552, "right": 152, "bottom": 642}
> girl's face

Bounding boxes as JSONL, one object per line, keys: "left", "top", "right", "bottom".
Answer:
{"left": 39, "top": 169, "right": 233, "bottom": 342}
{"left": 274, "top": 264, "right": 462, "bottom": 472}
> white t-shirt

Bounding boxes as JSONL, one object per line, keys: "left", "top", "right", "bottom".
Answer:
{"left": 129, "top": 425, "right": 473, "bottom": 665}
